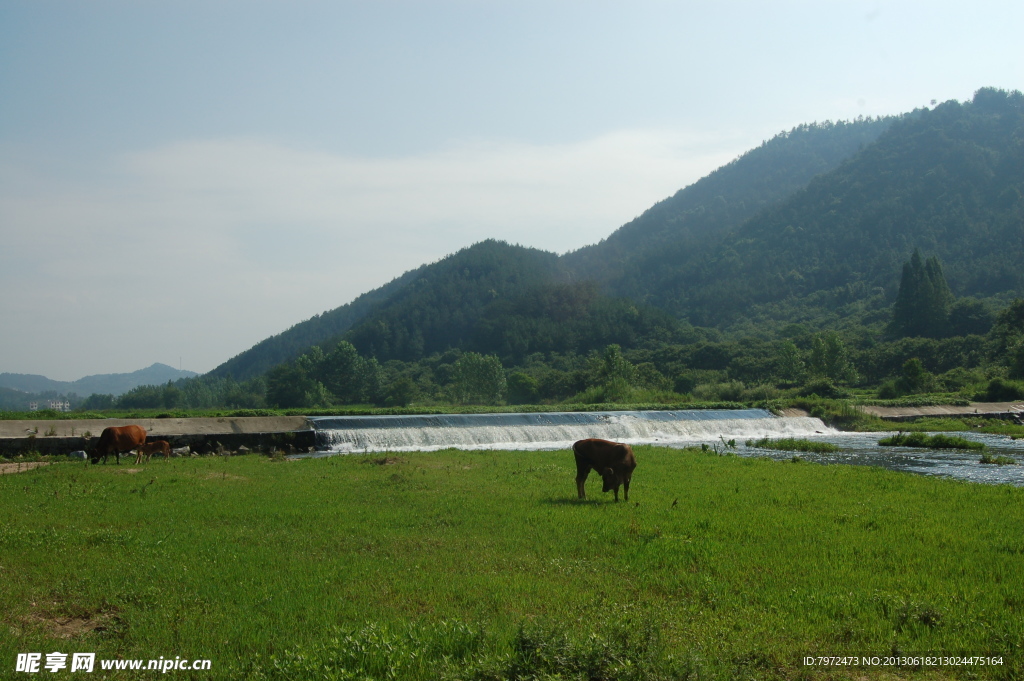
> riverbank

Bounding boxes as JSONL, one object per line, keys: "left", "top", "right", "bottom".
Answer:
{"left": 858, "top": 401, "right": 1024, "bottom": 421}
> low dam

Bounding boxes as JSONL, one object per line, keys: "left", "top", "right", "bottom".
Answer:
{"left": 311, "top": 408, "right": 834, "bottom": 453}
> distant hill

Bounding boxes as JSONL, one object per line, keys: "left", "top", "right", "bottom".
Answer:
{"left": 0, "top": 363, "right": 198, "bottom": 398}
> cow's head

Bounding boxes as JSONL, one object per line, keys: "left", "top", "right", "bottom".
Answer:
{"left": 89, "top": 443, "right": 102, "bottom": 464}
{"left": 600, "top": 467, "right": 619, "bottom": 492}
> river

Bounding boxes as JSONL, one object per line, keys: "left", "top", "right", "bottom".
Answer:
{"left": 308, "top": 409, "right": 1024, "bottom": 486}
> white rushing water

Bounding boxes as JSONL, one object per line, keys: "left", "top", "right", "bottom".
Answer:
{"left": 311, "top": 409, "right": 835, "bottom": 453}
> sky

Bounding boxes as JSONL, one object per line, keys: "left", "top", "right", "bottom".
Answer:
{"left": 1, "top": 1, "right": 1021, "bottom": 381}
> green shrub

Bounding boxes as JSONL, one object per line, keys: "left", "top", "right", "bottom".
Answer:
{"left": 980, "top": 453, "right": 1017, "bottom": 465}
{"left": 796, "top": 378, "right": 850, "bottom": 399}
{"left": 879, "top": 432, "right": 985, "bottom": 450}
{"left": 745, "top": 437, "right": 840, "bottom": 454}
{"left": 976, "top": 377, "right": 1024, "bottom": 401}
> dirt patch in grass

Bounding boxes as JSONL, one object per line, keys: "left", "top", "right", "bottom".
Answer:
{"left": 364, "top": 456, "right": 405, "bottom": 466}
{"left": 0, "top": 462, "right": 50, "bottom": 475}
{"left": 24, "top": 606, "right": 119, "bottom": 639}
{"left": 202, "top": 471, "right": 249, "bottom": 481}
{"left": 111, "top": 468, "right": 143, "bottom": 474}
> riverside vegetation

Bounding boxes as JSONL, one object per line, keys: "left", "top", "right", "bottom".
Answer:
{"left": 2, "top": 447, "right": 1022, "bottom": 680}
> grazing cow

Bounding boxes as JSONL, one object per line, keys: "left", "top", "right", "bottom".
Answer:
{"left": 91, "top": 425, "right": 147, "bottom": 465}
{"left": 135, "top": 440, "right": 171, "bottom": 464}
{"left": 571, "top": 438, "right": 637, "bottom": 502}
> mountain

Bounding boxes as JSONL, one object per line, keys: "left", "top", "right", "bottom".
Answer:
{"left": 210, "top": 115, "right": 894, "bottom": 378}
{"left": 0, "top": 363, "right": 198, "bottom": 398}
{"left": 207, "top": 88, "right": 1024, "bottom": 379}
{"left": 561, "top": 116, "right": 894, "bottom": 303}
{"left": 206, "top": 267, "right": 422, "bottom": 381}
{"left": 345, "top": 240, "right": 567, "bottom": 361}
{"left": 617, "top": 87, "right": 1024, "bottom": 329}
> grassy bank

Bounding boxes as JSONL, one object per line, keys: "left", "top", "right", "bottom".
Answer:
{"left": 2, "top": 448, "right": 1022, "bottom": 679}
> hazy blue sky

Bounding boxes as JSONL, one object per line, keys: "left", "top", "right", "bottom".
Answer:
{"left": 2, "top": 0, "right": 1021, "bottom": 381}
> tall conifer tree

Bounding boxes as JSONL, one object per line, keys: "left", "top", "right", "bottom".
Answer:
{"left": 889, "top": 250, "right": 953, "bottom": 338}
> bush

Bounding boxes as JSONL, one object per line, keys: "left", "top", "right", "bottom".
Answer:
{"left": 976, "top": 377, "right": 1024, "bottom": 402}
{"left": 796, "top": 378, "right": 850, "bottom": 399}
{"left": 693, "top": 380, "right": 747, "bottom": 402}
{"left": 745, "top": 437, "right": 840, "bottom": 453}
{"left": 506, "top": 372, "right": 539, "bottom": 405}
{"left": 980, "top": 453, "right": 1017, "bottom": 465}
{"left": 878, "top": 432, "right": 985, "bottom": 450}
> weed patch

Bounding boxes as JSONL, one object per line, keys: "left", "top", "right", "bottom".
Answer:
{"left": 878, "top": 432, "right": 986, "bottom": 450}
{"left": 745, "top": 437, "right": 840, "bottom": 453}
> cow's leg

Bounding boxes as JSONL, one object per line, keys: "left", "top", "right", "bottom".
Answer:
{"left": 575, "top": 466, "right": 590, "bottom": 499}
{"left": 623, "top": 476, "right": 630, "bottom": 502}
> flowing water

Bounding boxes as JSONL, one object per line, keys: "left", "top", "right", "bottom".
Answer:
{"left": 308, "top": 409, "right": 1024, "bottom": 486}
{"left": 744, "top": 430, "right": 1024, "bottom": 486}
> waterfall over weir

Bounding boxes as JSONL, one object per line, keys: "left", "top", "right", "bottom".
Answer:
{"left": 311, "top": 409, "right": 834, "bottom": 454}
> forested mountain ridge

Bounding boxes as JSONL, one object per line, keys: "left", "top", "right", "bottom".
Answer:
{"left": 210, "top": 115, "right": 895, "bottom": 379}
{"left": 655, "top": 88, "right": 1024, "bottom": 329}
{"left": 207, "top": 263, "right": 424, "bottom": 381}
{"left": 206, "top": 88, "right": 1023, "bottom": 389}
{"left": 562, "top": 116, "right": 894, "bottom": 299}
{"left": 345, "top": 240, "right": 569, "bottom": 361}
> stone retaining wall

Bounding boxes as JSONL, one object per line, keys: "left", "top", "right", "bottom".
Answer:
{"left": 0, "top": 430, "right": 317, "bottom": 458}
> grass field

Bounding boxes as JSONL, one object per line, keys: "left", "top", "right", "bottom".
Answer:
{"left": 2, "top": 448, "right": 1023, "bottom": 680}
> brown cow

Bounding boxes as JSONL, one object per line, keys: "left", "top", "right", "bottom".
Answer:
{"left": 91, "top": 425, "right": 147, "bottom": 464}
{"left": 572, "top": 438, "right": 637, "bottom": 502}
{"left": 135, "top": 440, "right": 171, "bottom": 464}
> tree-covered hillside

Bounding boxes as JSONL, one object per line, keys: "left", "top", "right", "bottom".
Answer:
{"left": 211, "top": 114, "right": 896, "bottom": 378}
{"left": 345, "top": 240, "right": 569, "bottom": 361}
{"left": 206, "top": 263, "right": 423, "bottom": 381}
{"left": 651, "top": 88, "right": 1024, "bottom": 328}
{"left": 563, "top": 116, "right": 894, "bottom": 301}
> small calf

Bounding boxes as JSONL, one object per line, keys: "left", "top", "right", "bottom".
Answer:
{"left": 571, "top": 438, "right": 637, "bottom": 502}
{"left": 135, "top": 440, "right": 171, "bottom": 464}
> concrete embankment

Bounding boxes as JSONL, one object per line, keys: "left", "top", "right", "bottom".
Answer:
{"left": 0, "top": 416, "right": 315, "bottom": 457}
{"left": 858, "top": 401, "right": 1024, "bottom": 422}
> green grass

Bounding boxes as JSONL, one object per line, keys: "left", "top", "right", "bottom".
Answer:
{"left": 1, "top": 449, "right": 1022, "bottom": 679}
{"left": 878, "top": 432, "right": 987, "bottom": 450}
{"left": 744, "top": 438, "right": 841, "bottom": 454}
{"left": 980, "top": 453, "right": 1018, "bottom": 465}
